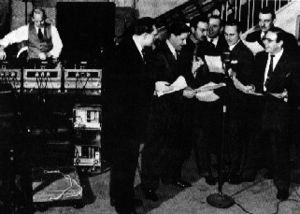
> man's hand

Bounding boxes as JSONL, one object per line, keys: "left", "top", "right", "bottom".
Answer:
{"left": 191, "top": 57, "right": 204, "bottom": 76}
{"left": 0, "top": 50, "right": 7, "bottom": 60}
{"left": 195, "top": 90, "right": 220, "bottom": 102}
{"left": 269, "top": 89, "right": 288, "bottom": 102}
{"left": 38, "top": 52, "right": 47, "bottom": 60}
{"left": 155, "top": 81, "right": 170, "bottom": 92}
{"left": 183, "top": 87, "right": 196, "bottom": 99}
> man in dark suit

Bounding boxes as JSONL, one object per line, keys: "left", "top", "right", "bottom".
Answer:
{"left": 141, "top": 22, "right": 192, "bottom": 202}
{"left": 179, "top": 15, "right": 215, "bottom": 182}
{"left": 223, "top": 20, "right": 255, "bottom": 184}
{"left": 245, "top": 6, "right": 298, "bottom": 53}
{"left": 193, "top": 15, "right": 228, "bottom": 185}
{"left": 207, "top": 15, "right": 228, "bottom": 55}
{"left": 104, "top": 17, "right": 157, "bottom": 214}
{"left": 249, "top": 27, "right": 300, "bottom": 200}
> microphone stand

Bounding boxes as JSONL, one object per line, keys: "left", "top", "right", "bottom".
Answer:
{"left": 206, "top": 53, "right": 235, "bottom": 208}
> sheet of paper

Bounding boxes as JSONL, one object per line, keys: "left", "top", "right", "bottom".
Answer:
{"left": 156, "top": 75, "right": 187, "bottom": 97}
{"left": 204, "top": 55, "right": 224, "bottom": 74}
{"left": 242, "top": 40, "right": 264, "bottom": 55}
{"left": 194, "top": 81, "right": 226, "bottom": 92}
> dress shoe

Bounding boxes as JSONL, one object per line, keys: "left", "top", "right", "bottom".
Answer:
{"left": 170, "top": 179, "right": 192, "bottom": 188}
{"left": 142, "top": 188, "right": 158, "bottom": 202}
{"left": 204, "top": 175, "right": 217, "bottom": 185}
{"left": 228, "top": 174, "right": 242, "bottom": 185}
{"left": 276, "top": 189, "right": 289, "bottom": 201}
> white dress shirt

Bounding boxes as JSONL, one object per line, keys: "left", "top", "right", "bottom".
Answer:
{"left": 166, "top": 39, "right": 177, "bottom": 59}
{"left": 132, "top": 35, "right": 144, "bottom": 59}
{"left": 0, "top": 24, "right": 63, "bottom": 58}
{"left": 228, "top": 40, "right": 240, "bottom": 51}
{"left": 208, "top": 36, "right": 219, "bottom": 48}
{"left": 263, "top": 48, "right": 284, "bottom": 91}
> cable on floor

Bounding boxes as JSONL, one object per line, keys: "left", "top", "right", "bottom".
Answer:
{"left": 271, "top": 186, "right": 300, "bottom": 214}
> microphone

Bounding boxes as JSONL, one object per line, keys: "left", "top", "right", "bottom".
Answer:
{"left": 221, "top": 50, "right": 231, "bottom": 77}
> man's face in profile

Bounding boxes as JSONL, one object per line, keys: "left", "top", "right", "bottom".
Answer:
{"left": 170, "top": 32, "right": 189, "bottom": 51}
{"left": 144, "top": 26, "right": 158, "bottom": 47}
{"left": 192, "top": 21, "right": 208, "bottom": 41}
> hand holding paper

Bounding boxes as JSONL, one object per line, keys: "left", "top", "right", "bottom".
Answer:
{"left": 204, "top": 55, "right": 224, "bottom": 74}
{"left": 194, "top": 81, "right": 226, "bottom": 92}
{"left": 195, "top": 90, "right": 220, "bottom": 102}
{"left": 269, "top": 89, "right": 288, "bottom": 101}
{"left": 155, "top": 76, "right": 187, "bottom": 97}
{"left": 183, "top": 87, "right": 196, "bottom": 99}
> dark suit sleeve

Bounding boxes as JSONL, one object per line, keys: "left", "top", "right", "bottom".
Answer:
{"left": 287, "top": 57, "right": 300, "bottom": 107}
{"left": 283, "top": 32, "right": 299, "bottom": 53}
{"left": 252, "top": 52, "right": 266, "bottom": 93}
{"left": 149, "top": 52, "right": 184, "bottom": 103}
{"left": 235, "top": 47, "right": 255, "bottom": 85}
{"left": 245, "top": 31, "right": 258, "bottom": 42}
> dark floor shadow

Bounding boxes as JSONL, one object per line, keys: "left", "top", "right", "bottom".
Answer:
{"left": 134, "top": 151, "right": 203, "bottom": 214}
{"left": 77, "top": 171, "right": 97, "bottom": 205}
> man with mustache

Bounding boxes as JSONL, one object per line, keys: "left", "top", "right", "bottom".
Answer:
{"left": 245, "top": 6, "right": 298, "bottom": 54}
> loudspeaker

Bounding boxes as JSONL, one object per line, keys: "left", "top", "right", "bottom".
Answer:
{"left": 56, "top": 2, "right": 115, "bottom": 66}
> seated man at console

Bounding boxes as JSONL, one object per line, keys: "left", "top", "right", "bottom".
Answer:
{"left": 0, "top": 7, "right": 63, "bottom": 64}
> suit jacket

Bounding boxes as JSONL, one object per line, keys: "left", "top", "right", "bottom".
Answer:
{"left": 245, "top": 30, "right": 265, "bottom": 47}
{"left": 147, "top": 41, "right": 185, "bottom": 141}
{"left": 253, "top": 50, "right": 300, "bottom": 129}
{"left": 150, "top": 41, "right": 185, "bottom": 104}
{"left": 228, "top": 40, "right": 254, "bottom": 118}
{"left": 246, "top": 29, "right": 299, "bottom": 53}
{"left": 180, "top": 37, "right": 214, "bottom": 88}
{"left": 209, "top": 34, "right": 229, "bottom": 56}
{"left": 103, "top": 36, "right": 154, "bottom": 138}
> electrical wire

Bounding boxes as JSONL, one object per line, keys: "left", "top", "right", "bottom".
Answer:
{"left": 39, "top": 169, "right": 82, "bottom": 201}
{"left": 229, "top": 179, "right": 300, "bottom": 214}
{"left": 271, "top": 186, "right": 300, "bottom": 214}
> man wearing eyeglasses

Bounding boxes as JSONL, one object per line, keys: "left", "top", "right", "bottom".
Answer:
{"left": 245, "top": 7, "right": 298, "bottom": 54}
{"left": 246, "top": 27, "right": 300, "bottom": 201}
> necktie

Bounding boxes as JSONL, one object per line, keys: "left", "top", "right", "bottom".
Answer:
{"left": 141, "top": 49, "right": 147, "bottom": 63}
{"left": 175, "top": 50, "right": 180, "bottom": 60}
{"left": 265, "top": 55, "right": 274, "bottom": 88}
{"left": 38, "top": 28, "right": 44, "bottom": 41}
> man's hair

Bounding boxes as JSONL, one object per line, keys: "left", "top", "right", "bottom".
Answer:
{"left": 259, "top": 7, "right": 276, "bottom": 20}
{"left": 268, "top": 26, "right": 285, "bottom": 43}
{"left": 209, "top": 15, "right": 223, "bottom": 26}
{"left": 190, "top": 15, "right": 208, "bottom": 29}
{"left": 166, "top": 21, "right": 190, "bottom": 38}
{"left": 30, "top": 7, "right": 47, "bottom": 20}
{"left": 224, "top": 20, "right": 241, "bottom": 33}
{"left": 132, "top": 17, "right": 155, "bottom": 35}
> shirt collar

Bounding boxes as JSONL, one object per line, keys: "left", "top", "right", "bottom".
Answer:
{"left": 208, "top": 36, "right": 219, "bottom": 47}
{"left": 166, "top": 39, "right": 177, "bottom": 58}
{"left": 269, "top": 48, "right": 284, "bottom": 60}
{"left": 35, "top": 26, "right": 45, "bottom": 35}
{"left": 132, "top": 35, "right": 144, "bottom": 58}
{"left": 229, "top": 39, "right": 240, "bottom": 51}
